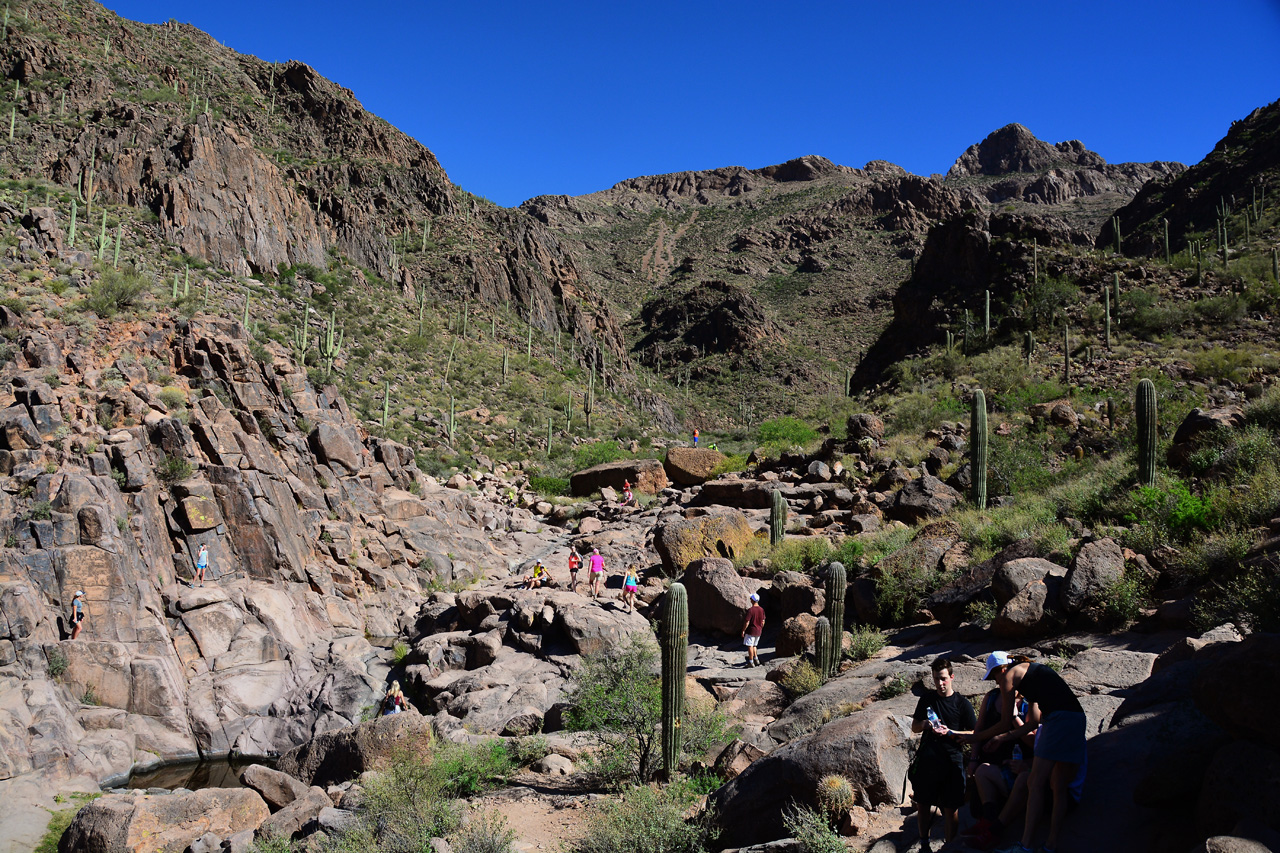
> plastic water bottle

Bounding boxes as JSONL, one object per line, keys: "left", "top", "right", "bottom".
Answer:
{"left": 926, "top": 708, "right": 941, "bottom": 730}
{"left": 1012, "top": 744, "right": 1023, "bottom": 762}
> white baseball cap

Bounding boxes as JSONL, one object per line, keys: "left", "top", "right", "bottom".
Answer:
{"left": 983, "top": 651, "right": 1011, "bottom": 680}
{"left": 75, "top": 590, "right": 85, "bottom": 597}
{"left": 750, "top": 593, "right": 760, "bottom": 602}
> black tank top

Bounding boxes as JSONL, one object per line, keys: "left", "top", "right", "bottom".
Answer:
{"left": 1019, "top": 662, "right": 1082, "bottom": 715}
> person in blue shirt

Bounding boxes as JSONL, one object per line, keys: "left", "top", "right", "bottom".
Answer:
{"left": 70, "top": 590, "right": 86, "bottom": 639}
{"left": 196, "top": 544, "right": 209, "bottom": 586}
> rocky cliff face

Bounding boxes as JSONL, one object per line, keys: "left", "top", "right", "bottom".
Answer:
{"left": 0, "top": 305, "right": 545, "bottom": 798}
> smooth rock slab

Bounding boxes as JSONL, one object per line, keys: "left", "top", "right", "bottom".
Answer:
{"left": 61, "top": 787, "right": 270, "bottom": 853}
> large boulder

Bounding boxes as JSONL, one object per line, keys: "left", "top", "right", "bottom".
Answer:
{"left": 1169, "top": 407, "right": 1246, "bottom": 466}
{"left": 239, "top": 764, "right": 312, "bottom": 811}
{"left": 923, "top": 539, "right": 1037, "bottom": 627}
{"left": 569, "top": 457, "right": 668, "bottom": 496}
{"left": 694, "top": 479, "right": 777, "bottom": 509}
{"left": 60, "top": 788, "right": 269, "bottom": 853}
{"left": 1196, "top": 740, "right": 1280, "bottom": 838}
{"left": 1060, "top": 537, "right": 1124, "bottom": 616}
{"left": 682, "top": 557, "right": 753, "bottom": 636}
{"left": 653, "top": 508, "right": 756, "bottom": 575}
{"left": 776, "top": 613, "right": 819, "bottom": 657}
{"left": 275, "top": 710, "right": 432, "bottom": 788}
{"left": 772, "top": 572, "right": 825, "bottom": 621}
{"left": 991, "top": 558, "right": 1059, "bottom": 606}
{"left": 664, "top": 447, "right": 728, "bottom": 486}
{"left": 711, "top": 708, "right": 912, "bottom": 847}
{"left": 845, "top": 413, "right": 885, "bottom": 442}
{"left": 991, "top": 580, "right": 1049, "bottom": 638}
{"left": 1193, "top": 633, "right": 1280, "bottom": 750}
{"left": 884, "top": 475, "right": 963, "bottom": 523}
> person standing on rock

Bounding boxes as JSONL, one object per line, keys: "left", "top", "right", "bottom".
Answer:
{"left": 195, "top": 543, "right": 209, "bottom": 586}
{"left": 622, "top": 565, "right": 639, "bottom": 613}
{"left": 693, "top": 427, "right": 699, "bottom": 447}
{"left": 70, "top": 590, "right": 86, "bottom": 639}
{"left": 909, "top": 657, "right": 977, "bottom": 852}
{"left": 567, "top": 550, "right": 582, "bottom": 593}
{"left": 966, "top": 651, "right": 1086, "bottom": 853}
{"left": 588, "top": 548, "right": 606, "bottom": 600}
{"left": 741, "top": 593, "right": 765, "bottom": 667}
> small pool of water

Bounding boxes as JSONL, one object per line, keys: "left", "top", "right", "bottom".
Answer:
{"left": 124, "top": 757, "right": 274, "bottom": 790}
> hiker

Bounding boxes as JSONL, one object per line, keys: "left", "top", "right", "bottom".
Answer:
{"left": 741, "top": 593, "right": 765, "bottom": 667}
{"left": 621, "top": 484, "right": 636, "bottom": 506}
{"left": 622, "top": 565, "right": 639, "bottom": 612}
{"left": 195, "top": 543, "right": 209, "bottom": 586}
{"left": 588, "top": 548, "right": 606, "bottom": 599}
{"left": 965, "top": 651, "right": 1087, "bottom": 853}
{"left": 521, "top": 560, "right": 554, "bottom": 590}
{"left": 70, "top": 590, "right": 86, "bottom": 639}
{"left": 382, "top": 681, "right": 407, "bottom": 715}
{"left": 693, "top": 427, "right": 699, "bottom": 447}
{"left": 909, "top": 657, "right": 977, "bottom": 851}
{"left": 964, "top": 688, "right": 1037, "bottom": 848}
{"left": 567, "top": 549, "right": 582, "bottom": 593}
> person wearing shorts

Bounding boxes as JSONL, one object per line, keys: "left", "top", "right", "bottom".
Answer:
{"left": 195, "top": 544, "right": 209, "bottom": 586}
{"left": 588, "top": 548, "right": 605, "bottom": 600}
{"left": 741, "top": 593, "right": 765, "bottom": 667}
{"left": 966, "top": 651, "right": 1086, "bottom": 853}
{"left": 622, "top": 565, "right": 639, "bottom": 612}
{"left": 522, "top": 561, "right": 554, "bottom": 590}
{"left": 70, "top": 590, "right": 86, "bottom": 639}
{"left": 567, "top": 550, "right": 582, "bottom": 593}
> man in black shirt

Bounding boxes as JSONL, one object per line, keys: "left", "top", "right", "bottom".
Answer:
{"left": 910, "top": 657, "right": 977, "bottom": 852}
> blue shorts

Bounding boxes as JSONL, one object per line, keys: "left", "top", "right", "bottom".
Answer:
{"left": 1034, "top": 710, "right": 1087, "bottom": 764}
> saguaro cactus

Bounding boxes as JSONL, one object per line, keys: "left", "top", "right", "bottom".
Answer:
{"left": 823, "top": 562, "right": 847, "bottom": 676}
{"left": 770, "top": 489, "right": 787, "bottom": 546}
{"left": 1023, "top": 331, "right": 1035, "bottom": 366}
{"left": 971, "top": 389, "right": 988, "bottom": 510}
{"left": 661, "top": 582, "right": 689, "bottom": 781}
{"left": 983, "top": 289, "right": 990, "bottom": 338}
{"left": 1136, "top": 378, "right": 1158, "bottom": 487}
{"left": 814, "top": 616, "right": 832, "bottom": 683}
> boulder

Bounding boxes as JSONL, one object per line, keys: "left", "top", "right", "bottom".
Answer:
{"left": 239, "top": 764, "right": 312, "bottom": 811}
{"left": 255, "top": 786, "right": 332, "bottom": 841}
{"left": 61, "top": 788, "right": 270, "bottom": 853}
{"left": 0, "top": 404, "right": 41, "bottom": 450}
{"left": 772, "top": 571, "right": 825, "bottom": 620}
{"left": 558, "top": 603, "right": 652, "bottom": 656}
{"left": 720, "top": 680, "right": 790, "bottom": 720}
{"left": 694, "top": 479, "right": 777, "bottom": 509}
{"left": 569, "top": 457, "right": 668, "bottom": 496}
{"left": 310, "top": 423, "right": 361, "bottom": 473}
{"left": 884, "top": 475, "right": 963, "bottom": 523}
{"left": 275, "top": 710, "right": 432, "bottom": 788}
{"left": 664, "top": 447, "right": 728, "bottom": 485}
{"left": 923, "top": 539, "right": 1037, "bottom": 627}
{"left": 991, "top": 581, "right": 1048, "bottom": 638}
{"left": 1193, "top": 633, "right": 1280, "bottom": 751}
{"left": 991, "top": 557, "right": 1058, "bottom": 606}
{"left": 776, "top": 614, "right": 819, "bottom": 657}
{"left": 711, "top": 708, "right": 912, "bottom": 847}
{"left": 682, "top": 557, "right": 754, "bottom": 636}
{"left": 533, "top": 754, "right": 574, "bottom": 775}
{"left": 1029, "top": 399, "right": 1079, "bottom": 430}
{"left": 845, "top": 414, "right": 885, "bottom": 442}
{"left": 1170, "top": 407, "right": 1246, "bottom": 466}
{"left": 714, "top": 738, "right": 767, "bottom": 779}
{"left": 653, "top": 508, "right": 756, "bottom": 575}
{"left": 1061, "top": 537, "right": 1124, "bottom": 615}
{"left": 1196, "top": 739, "right": 1280, "bottom": 837}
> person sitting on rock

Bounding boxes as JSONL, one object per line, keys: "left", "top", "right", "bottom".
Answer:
{"left": 964, "top": 688, "right": 1037, "bottom": 848}
{"left": 382, "top": 681, "right": 407, "bottom": 715}
{"left": 964, "top": 651, "right": 1087, "bottom": 853}
{"left": 910, "top": 657, "right": 977, "bottom": 852}
{"left": 621, "top": 565, "right": 639, "bottom": 612}
{"left": 621, "top": 484, "right": 636, "bottom": 507}
{"left": 521, "top": 561, "right": 554, "bottom": 590}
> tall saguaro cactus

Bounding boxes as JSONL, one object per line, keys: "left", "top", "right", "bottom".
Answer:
{"left": 823, "top": 562, "right": 847, "bottom": 677}
{"left": 1136, "top": 378, "right": 1158, "bottom": 487}
{"left": 814, "top": 616, "right": 832, "bottom": 683}
{"left": 770, "top": 489, "right": 787, "bottom": 546}
{"left": 971, "top": 389, "right": 988, "bottom": 510}
{"left": 661, "top": 582, "right": 689, "bottom": 781}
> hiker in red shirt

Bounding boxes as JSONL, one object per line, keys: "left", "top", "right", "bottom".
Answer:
{"left": 567, "top": 550, "right": 582, "bottom": 593}
{"left": 741, "top": 593, "right": 765, "bottom": 667}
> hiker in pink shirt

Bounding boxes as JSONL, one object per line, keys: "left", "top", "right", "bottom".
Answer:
{"left": 588, "top": 548, "right": 606, "bottom": 600}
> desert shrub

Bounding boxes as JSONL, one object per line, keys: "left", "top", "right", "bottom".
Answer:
{"left": 430, "top": 741, "right": 514, "bottom": 798}
{"left": 450, "top": 810, "right": 515, "bottom": 853}
{"left": 158, "top": 386, "right": 187, "bottom": 410}
{"left": 710, "top": 453, "right": 750, "bottom": 476}
{"left": 321, "top": 747, "right": 460, "bottom": 853}
{"left": 844, "top": 624, "right": 885, "bottom": 662}
{"left": 768, "top": 538, "right": 832, "bottom": 574}
{"left": 565, "top": 634, "right": 662, "bottom": 784}
{"left": 871, "top": 553, "right": 953, "bottom": 626}
{"left": 46, "top": 647, "right": 69, "bottom": 679}
{"left": 783, "top": 805, "right": 845, "bottom": 853}
{"left": 965, "top": 599, "right": 998, "bottom": 627}
{"left": 505, "top": 734, "right": 550, "bottom": 768}
{"left": 29, "top": 500, "right": 53, "bottom": 520}
{"left": 758, "top": 416, "right": 817, "bottom": 450}
{"left": 781, "top": 660, "right": 823, "bottom": 698}
{"left": 887, "top": 385, "right": 967, "bottom": 434}
{"left": 1122, "top": 480, "right": 1216, "bottom": 541}
{"left": 1193, "top": 564, "right": 1280, "bottom": 633}
{"left": 157, "top": 454, "right": 194, "bottom": 484}
{"left": 573, "top": 441, "right": 624, "bottom": 470}
{"left": 528, "top": 475, "right": 569, "bottom": 497}
{"left": 82, "top": 268, "right": 149, "bottom": 317}
{"left": 877, "top": 673, "right": 911, "bottom": 700}
{"left": 565, "top": 783, "right": 711, "bottom": 853}
{"left": 391, "top": 641, "right": 409, "bottom": 664}
{"left": 1099, "top": 568, "right": 1150, "bottom": 626}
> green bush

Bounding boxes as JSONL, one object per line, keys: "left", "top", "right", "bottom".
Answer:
{"left": 29, "top": 500, "right": 53, "bottom": 520}
{"left": 158, "top": 386, "right": 187, "bottom": 410}
{"left": 768, "top": 539, "right": 832, "bottom": 574}
{"left": 505, "top": 734, "right": 550, "bottom": 768}
{"left": 781, "top": 660, "right": 823, "bottom": 699}
{"left": 321, "top": 747, "right": 461, "bottom": 853}
{"left": 783, "top": 805, "right": 845, "bottom": 853}
{"left": 574, "top": 441, "right": 625, "bottom": 470}
{"left": 877, "top": 673, "right": 911, "bottom": 700}
{"left": 529, "top": 475, "right": 569, "bottom": 497}
{"left": 430, "top": 741, "right": 514, "bottom": 798}
{"left": 757, "top": 417, "right": 817, "bottom": 450}
{"left": 392, "top": 642, "right": 409, "bottom": 664}
{"left": 565, "top": 783, "right": 711, "bottom": 853}
{"left": 46, "top": 647, "right": 68, "bottom": 679}
{"left": 1099, "top": 568, "right": 1149, "bottom": 626}
{"left": 844, "top": 624, "right": 885, "bottom": 662}
{"left": 82, "top": 268, "right": 149, "bottom": 317}
{"left": 157, "top": 454, "right": 194, "bottom": 484}
{"left": 565, "top": 635, "right": 663, "bottom": 784}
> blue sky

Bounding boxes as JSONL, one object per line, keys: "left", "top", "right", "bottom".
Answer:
{"left": 108, "top": 0, "right": 1280, "bottom": 208}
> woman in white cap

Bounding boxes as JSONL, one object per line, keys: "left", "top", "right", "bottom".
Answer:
{"left": 965, "top": 651, "right": 1086, "bottom": 853}
{"left": 70, "top": 591, "right": 86, "bottom": 639}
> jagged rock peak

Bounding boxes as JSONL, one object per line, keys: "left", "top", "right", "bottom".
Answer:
{"left": 756, "top": 155, "right": 841, "bottom": 182}
{"left": 948, "top": 123, "right": 1106, "bottom": 178}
